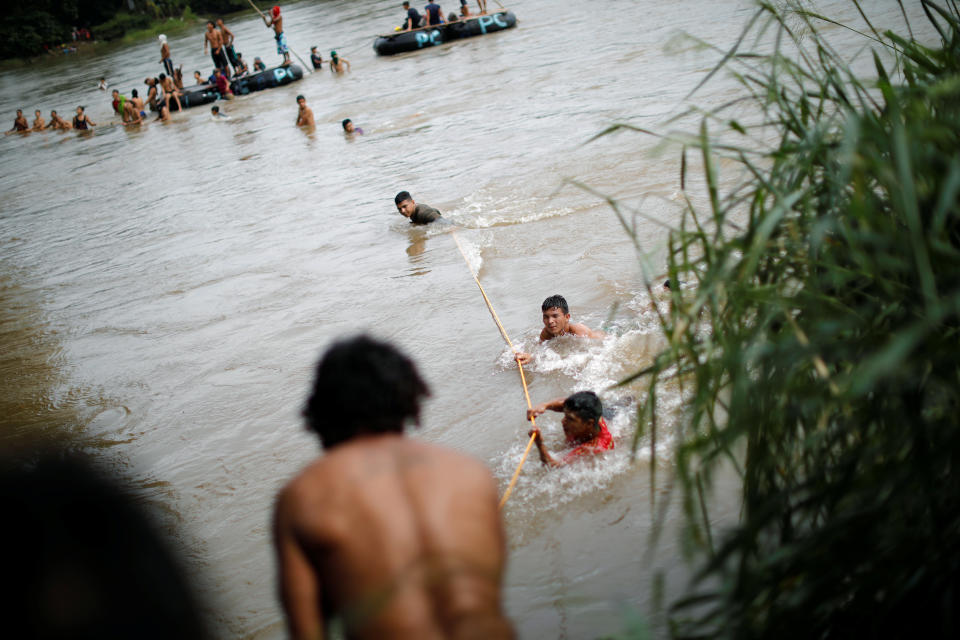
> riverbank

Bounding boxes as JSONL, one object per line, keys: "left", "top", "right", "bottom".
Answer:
{"left": 0, "top": 16, "right": 199, "bottom": 73}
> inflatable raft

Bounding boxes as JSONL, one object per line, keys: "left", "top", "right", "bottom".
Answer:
{"left": 231, "top": 64, "right": 304, "bottom": 95}
{"left": 177, "top": 85, "right": 219, "bottom": 108}
{"left": 374, "top": 10, "right": 516, "bottom": 56}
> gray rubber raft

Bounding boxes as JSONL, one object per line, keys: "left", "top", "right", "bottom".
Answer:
{"left": 374, "top": 11, "right": 517, "bottom": 56}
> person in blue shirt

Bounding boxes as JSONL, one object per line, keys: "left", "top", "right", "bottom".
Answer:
{"left": 402, "top": 2, "right": 422, "bottom": 30}
{"left": 424, "top": 2, "right": 445, "bottom": 26}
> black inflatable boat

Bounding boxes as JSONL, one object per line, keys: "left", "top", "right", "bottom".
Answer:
{"left": 374, "top": 10, "right": 516, "bottom": 56}
{"left": 231, "top": 64, "right": 304, "bottom": 95}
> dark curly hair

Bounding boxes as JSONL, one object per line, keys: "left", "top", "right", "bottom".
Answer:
{"left": 304, "top": 335, "right": 430, "bottom": 448}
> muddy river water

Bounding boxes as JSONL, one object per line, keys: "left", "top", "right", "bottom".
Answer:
{"left": 0, "top": 0, "right": 938, "bottom": 637}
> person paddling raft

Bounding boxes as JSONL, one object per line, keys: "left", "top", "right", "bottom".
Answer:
{"left": 261, "top": 5, "right": 292, "bottom": 66}
{"left": 526, "top": 391, "right": 615, "bottom": 467}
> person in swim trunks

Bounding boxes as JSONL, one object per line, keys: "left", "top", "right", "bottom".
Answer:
{"left": 273, "top": 336, "right": 513, "bottom": 640}
{"left": 527, "top": 391, "right": 614, "bottom": 467}
{"left": 216, "top": 18, "right": 242, "bottom": 75}
{"left": 204, "top": 20, "right": 231, "bottom": 78}
{"left": 31, "top": 110, "right": 45, "bottom": 131}
{"left": 515, "top": 294, "right": 605, "bottom": 365}
{"left": 263, "top": 5, "right": 291, "bottom": 66}
{"left": 395, "top": 191, "right": 441, "bottom": 224}
{"left": 129, "top": 89, "right": 146, "bottom": 118}
{"left": 72, "top": 106, "right": 96, "bottom": 130}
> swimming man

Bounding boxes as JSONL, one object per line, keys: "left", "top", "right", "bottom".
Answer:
{"left": 395, "top": 191, "right": 441, "bottom": 224}
{"left": 526, "top": 391, "right": 614, "bottom": 467}
{"left": 515, "top": 294, "right": 605, "bottom": 365}
{"left": 263, "top": 5, "right": 291, "bottom": 67}
{"left": 342, "top": 118, "right": 363, "bottom": 135}
{"left": 295, "top": 95, "right": 314, "bottom": 127}
{"left": 273, "top": 335, "right": 513, "bottom": 640}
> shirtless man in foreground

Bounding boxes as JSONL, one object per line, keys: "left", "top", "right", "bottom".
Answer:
{"left": 515, "top": 294, "right": 605, "bottom": 365}
{"left": 273, "top": 336, "right": 512, "bottom": 640}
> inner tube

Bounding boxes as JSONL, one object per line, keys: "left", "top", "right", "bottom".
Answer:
{"left": 149, "top": 85, "right": 219, "bottom": 111}
{"left": 374, "top": 10, "right": 517, "bottom": 56}
{"left": 231, "top": 64, "right": 304, "bottom": 95}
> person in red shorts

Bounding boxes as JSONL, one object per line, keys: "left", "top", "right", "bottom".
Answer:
{"left": 527, "top": 391, "right": 614, "bottom": 466}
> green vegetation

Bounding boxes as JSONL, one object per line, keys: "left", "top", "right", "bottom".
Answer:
{"left": 0, "top": 1, "right": 247, "bottom": 60}
{"left": 609, "top": 0, "right": 960, "bottom": 636}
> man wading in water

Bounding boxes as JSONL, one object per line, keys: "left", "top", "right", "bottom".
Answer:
{"left": 527, "top": 391, "right": 615, "bottom": 466}
{"left": 262, "top": 5, "right": 291, "bottom": 67}
{"left": 273, "top": 336, "right": 513, "bottom": 640}
{"left": 515, "top": 294, "right": 605, "bottom": 365}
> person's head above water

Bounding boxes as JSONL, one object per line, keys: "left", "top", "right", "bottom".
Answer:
{"left": 296, "top": 94, "right": 306, "bottom": 105}
{"left": 540, "top": 294, "right": 573, "bottom": 337}
{"left": 303, "top": 335, "right": 430, "bottom": 448}
{"left": 395, "top": 191, "right": 416, "bottom": 217}
{"left": 211, "top": 106, "right": 220, "bottom": 114}
{"left": 561, "top": 391, "right": 603, "bottom": 442}
{"left": 342, "top": 118, "right": 354, "bottom": 132}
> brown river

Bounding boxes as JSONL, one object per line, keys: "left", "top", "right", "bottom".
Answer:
{"left": 0, "top": 1, "right": 938, "bottom": 637}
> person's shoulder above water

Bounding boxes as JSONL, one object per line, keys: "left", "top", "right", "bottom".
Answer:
{"left": 395, "top": 190, "right": 442, "bottom": 224}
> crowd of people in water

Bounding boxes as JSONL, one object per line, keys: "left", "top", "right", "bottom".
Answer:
{"left": 6, "top": 3, "right": 636, "bottom": 638}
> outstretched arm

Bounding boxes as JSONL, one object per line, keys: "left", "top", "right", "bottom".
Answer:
{"left": 526, "top": 397, "right": 565, "bottom": 422}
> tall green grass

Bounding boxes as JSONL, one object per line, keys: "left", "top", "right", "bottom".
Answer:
{"left": 612, "top": 0, "right": 960, "bottom": 636}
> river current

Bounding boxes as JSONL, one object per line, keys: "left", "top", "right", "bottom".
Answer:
{"left": 0, "top": 1, "right": 938, "bottom": 637}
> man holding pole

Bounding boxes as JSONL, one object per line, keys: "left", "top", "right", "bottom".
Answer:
{"left": 273, "top": 335, "right": 513, "bottom": 640}
{"left": 263, "top": 5, "right": 291, "bottom": 66}
{"left": 526, "top": 391, "right": 614, "bottom": 467}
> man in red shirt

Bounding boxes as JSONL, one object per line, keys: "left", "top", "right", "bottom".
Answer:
{"left": 527, "top": 391, "right": 614, "bottom": 466}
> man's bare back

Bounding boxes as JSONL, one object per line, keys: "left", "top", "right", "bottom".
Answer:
{"left": 275, "top": 436, "right": 509, "bottom": 639}
{"left": 274, "top": 336, "right": 512, "bottom": 640}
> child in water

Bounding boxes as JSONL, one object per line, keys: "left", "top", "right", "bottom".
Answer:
{"left": 342, "top": 118, "right": 363, "bottom": 135}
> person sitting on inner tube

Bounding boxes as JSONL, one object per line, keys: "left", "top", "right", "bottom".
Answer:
{"left": 402, "top": 2, "right": 423, "bottom": 30}
{"left": 424, "top": 1, "right": 445, "bottom": 26}
{"left": 395, "top": 191, "right": 441, "bottom": 225}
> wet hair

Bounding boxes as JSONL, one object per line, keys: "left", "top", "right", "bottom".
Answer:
{"left": 342, "top": 118, "right": 352, "bottom": 130}
{"left": 131, "top": 89, "right": 139, "bottom": 97}
{"left": 304, "top": 335, "right": 430, "bottom": 448}
{"left": 563, "top": 391, "right": 603, "bottom": 428}
{"left": 207, "top": 20, "right": 214, "bottom": 26}
{"left": 394, "top": 191, "right": 412, "bottom": 205}
{"left": 541, "top": 294, "right": 569, "bottom": 315}
{"left": 211, "top": 106, "right": 219, "bottom": 113}
{"left": 403, "top": 1, "right": 410, "bottom": 6}
{"left": 296, "top": 94, "right": 305, "bottom": 102}
{"left": 76, "top": 105, "right": 85, "bottom": 113}
{"left": 159, "top": 73, "right": 166, "bottom": 81}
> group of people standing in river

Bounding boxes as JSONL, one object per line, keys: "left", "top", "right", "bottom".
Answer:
{"left": 6, "top": 106, "right": 94, "bottom": 133}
